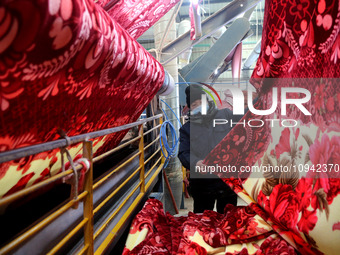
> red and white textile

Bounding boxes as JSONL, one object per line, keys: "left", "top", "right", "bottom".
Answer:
{"left": 106, "top": 0, "right": 180, "bottom": 39}
{"left": 203, "top": 0, "right": 340, "bottom": 254}
{"left": 123, "top": 199, "right": 297, "bottom": 255}
{"left": 0, "top": 0, "right": 164, "bottom": 198}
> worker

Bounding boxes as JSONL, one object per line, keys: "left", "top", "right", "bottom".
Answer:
{"left": 178, "top": 84, "right": 242, "bottom": 214}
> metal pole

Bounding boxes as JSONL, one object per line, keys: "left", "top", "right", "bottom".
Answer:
{"left": 139, "top": 125, "right": 146, "bottom": 193}
{"left": 163, "top": 169, "right": 179, "bottom": 214}
{"left": 82, "top": 141, "right": 94, "bottom": 255}
{"left": 154, "top": 7, "right": 183, "bottom": 214}
{"left": 0, "top": 114, "right": 162, "bottom": 164}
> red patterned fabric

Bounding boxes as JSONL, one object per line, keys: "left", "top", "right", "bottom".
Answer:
{"left": 106, "top": 0, "right": 180, "bottom": 39}
{"left": 123, "top": 199, "right": 297, "bottom": 255}
{"left": 94, "top": 0, "right": 113, "bottom": 8}
{"left": 202, "top": 0, "right": 340, "bottom": 254}
{"left": 189, "top": 1, "right": 200, "bottom": 41}
{"left": 0, "top": 0, "right": 164, "bottom": 197}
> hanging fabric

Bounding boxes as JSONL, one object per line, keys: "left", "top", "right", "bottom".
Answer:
{"left": 203, "top": 0, "right": 340, "bottom": 253}
{"left": 105, "top": 0, "right": 180, "bottom": 39}
{"left": 189, "top": 0, "right": 201, "bottom": 40}
{"left": 0, "top": 0, "right": 164, "bottom": 198}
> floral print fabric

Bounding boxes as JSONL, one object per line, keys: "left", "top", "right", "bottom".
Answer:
{"left": 105, "top": 0, "right": 180, "bottom": 39}
{"left": 202, "top": 0, "right": 340, "bottom": 254}
{"left": 0, "top": 0, "right": 164, "bottom": 197}
{"left": 123, "top": 199, "right": 297, "bottom": 255}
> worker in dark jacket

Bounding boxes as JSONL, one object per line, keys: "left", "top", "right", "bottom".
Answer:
{"left": 178, "top": 85, "right": 242, "bottom": 214}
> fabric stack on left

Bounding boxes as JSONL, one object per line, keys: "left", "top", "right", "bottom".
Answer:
{"left": 0, "top": 0, "right": 178, "bottom": 198}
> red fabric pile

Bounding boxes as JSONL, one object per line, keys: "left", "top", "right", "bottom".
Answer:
{"left": 123, "top": 199, "right": 297, "bottom": 255}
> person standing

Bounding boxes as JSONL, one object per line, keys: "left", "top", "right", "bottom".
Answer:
{"left": 178, "top": 84, "right": 243, "bottom": 214}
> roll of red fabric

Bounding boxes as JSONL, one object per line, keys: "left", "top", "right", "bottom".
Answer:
{"left": 0, "top": 0, "right": 164, "bottom": 197}
{"left": 106, "top": 0, "right": 180, "bottom": 39}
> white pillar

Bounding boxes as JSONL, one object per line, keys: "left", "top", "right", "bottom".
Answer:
{"left": 154, "top": 7, "right": 183, "bottom": 215}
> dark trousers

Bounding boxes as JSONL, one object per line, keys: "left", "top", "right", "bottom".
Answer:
{"left": 192, "top": 190, "right": 237, "bottom": 214}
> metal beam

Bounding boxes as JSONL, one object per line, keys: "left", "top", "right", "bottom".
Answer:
{"left": 179, "top": 27, "right": 253, "bottom": 78}
{"left": 243, "top": 39, "right": 261, "bottom": 69}
{"left": 179, "top": 54, "right": 204, "bottom": 78}
{"left": 156, "top": 0, "right": 261, "bottom": 65}
{"left": 180, "top": 0, "right": 234, "bottom": 6}
{"left": 180, "top": 18, "right": 250, "bottom": 82}
{"left": 0, "top": 114, "right": 162, "bottom": 164}
{"left": 243, "top": 5, "right": 256, "bottom": 19}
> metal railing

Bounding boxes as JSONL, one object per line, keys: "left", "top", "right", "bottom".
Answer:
{"left": 0, "top": 114, "right": 165, "bottom": 255}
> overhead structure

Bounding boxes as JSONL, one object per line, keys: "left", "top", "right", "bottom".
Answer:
{"left": 243, "top": 39, "right": 262, "bottom": 69}
{"left": 154, "top": 0, "right": 262, "bottom": 65}
{"left": 179, "top": 18, "right": 250, "bottom": 83}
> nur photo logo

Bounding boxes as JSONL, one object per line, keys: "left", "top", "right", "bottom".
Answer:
{"left": 198, "top": 84, "right": 311, "bottom": 116}
{"left": 192, "top": 82, "right": 312, "bottom": 128}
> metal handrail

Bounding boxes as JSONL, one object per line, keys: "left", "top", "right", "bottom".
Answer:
{"left": 94, "top": 155, "right": 164, "bottom": 254}
{"left": 0, "top": 191, "right": 88, "bottom": 254}
{"left": 93, "top": 165, "right": 142, "bottom": 215}
{"left": 144, "top": 147, "right": 161, "bottom": 165}
{"left": 47, "top": 218, "right": 89, "bottom": 255}
{"left": 143, "top": 123, "right": 161, "bottom": 136}
{"left": 94, "top": 181, "right": 143, "bottom": 241}
{"left": 93, "top": 135, "right": 142, "bottom": 163}
{"left": 144, "top": 135, "right": 160, "bottom": 150}
{"left": 0, "top": 168, "right": 74, "bottom": 207}
{"left": 0, "top": 114, "right": 165, "bottom": 255}
{"left": 0, "top": 114, "right": 163, "bottom": 164}
{"left": 92, "top": 123, "right": 161, "bottom": 164}
{"left": 93, "top": 151, "right": 142, "bottom": 190}
{"left": 145, "top": 155, "right": 163, "bottom": 179}
{"left": 77, "top": 244, "right": 89, "bottom": 255}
